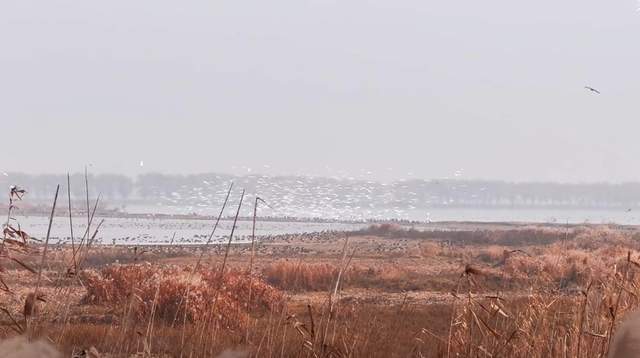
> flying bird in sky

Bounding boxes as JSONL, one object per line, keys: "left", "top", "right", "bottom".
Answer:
{"left": 584, "top": 86, "right": 601, "bottom": 94}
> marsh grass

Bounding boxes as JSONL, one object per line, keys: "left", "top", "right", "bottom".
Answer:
{"left": 9, "top": 232, "right": 640, "bottom": 357}
{"left": 7, "top": 189, "right": 640, "bottom": 356}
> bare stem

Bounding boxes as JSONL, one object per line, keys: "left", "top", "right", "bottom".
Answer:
{"left": 67, "top": 173, "right": 76, "bottom": 272}
{"left": 30, "top": 184, "right": 59, "bottom": 335}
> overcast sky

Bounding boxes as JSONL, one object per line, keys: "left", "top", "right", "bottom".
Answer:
{"left": 2, "top": 1, "right": 640, "bottom": 182}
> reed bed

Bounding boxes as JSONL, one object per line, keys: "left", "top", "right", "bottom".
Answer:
{"left": 5, "top": 231, "right": 640, "bottom": 357}
{"left": 5, "top": 186, "right": 640, "bottom": 356}
{"left": 82, "top": 264, "right": 283, "bottom": 328}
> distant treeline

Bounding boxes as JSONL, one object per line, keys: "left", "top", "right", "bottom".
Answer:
{"left": 2, "top": 172, "right": 640, "bottom": 209}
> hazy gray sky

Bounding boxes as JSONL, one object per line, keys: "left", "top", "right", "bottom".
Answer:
{"left": 2, "top": 1, "right": 640, "bottom": 182}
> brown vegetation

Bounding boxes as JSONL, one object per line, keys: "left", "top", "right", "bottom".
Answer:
{"left": 6, "top": 191, "right": 640, "bottom": 356}
{"left": 82, "top": 264, "right": 283, "bottom": 328}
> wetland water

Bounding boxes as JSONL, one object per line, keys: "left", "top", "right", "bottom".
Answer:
{"left": 12, "top": 206, "right": 640, "bottom": 246}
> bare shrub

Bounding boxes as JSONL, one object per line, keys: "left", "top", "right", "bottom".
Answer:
{"left": 82, "top": 264, "right": 284, "bottom": 329}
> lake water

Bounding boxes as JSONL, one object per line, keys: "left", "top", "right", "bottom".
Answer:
{"left": 12, "top": 216, "right": 366, "bottom": 245}
{"left": 9, "top": 206, "right": 640, "bottom": 246}
{"left": 124, "top": 204, "right": 640, "bottom": 225}
{"left": 419, "top": 207, "right": 639, "bottom": 225}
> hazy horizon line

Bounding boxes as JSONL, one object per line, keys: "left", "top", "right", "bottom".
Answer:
{"left": 4, "top": 170, "right": 640, "bottom": 186}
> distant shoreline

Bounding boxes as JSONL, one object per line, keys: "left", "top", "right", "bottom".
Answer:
{"left": 8, "top": 210, "right": 638, "bottom": 230}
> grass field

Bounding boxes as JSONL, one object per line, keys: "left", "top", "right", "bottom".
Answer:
{"left": 3, "top": 220, "right": 640, "bottom": 357}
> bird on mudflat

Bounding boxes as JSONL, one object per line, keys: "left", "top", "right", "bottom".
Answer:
{"left": 584, "top": 86, "right": 601, "bottom": 94}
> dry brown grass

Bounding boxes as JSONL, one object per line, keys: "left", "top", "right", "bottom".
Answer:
{"left": 5, "top": 221, "right": 640, "bottom": 356}
{"left": 263, "top": 259, "right": 459, "bottom": 292}
{"left": 263, "top": 260, "right": 340, "bottom": 291}
{"left": 82, "top": 264, "right": 283, "bottom": 329}
{"left": 357, "top": 223, "right": 583, "bottom": 246}
{"left": 441, "top": 258, "right": 639, "bottom": 357}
